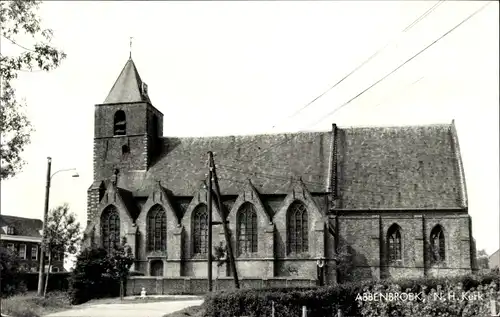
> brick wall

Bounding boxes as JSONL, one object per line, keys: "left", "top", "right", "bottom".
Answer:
{"left": 126, "top": 276, "right": 317, "bottom": 295}
{"left": 333, "top": 211, "right": 473, "bottom": 283}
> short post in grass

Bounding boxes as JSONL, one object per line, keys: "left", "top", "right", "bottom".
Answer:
{"left": 302, "top": 305, "right": 307, "bottom": 317}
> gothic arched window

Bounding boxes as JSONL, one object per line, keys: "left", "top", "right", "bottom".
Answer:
{"left": 237, "top": 203, "right": 258, "bottom": 255}
{"left": 287, "top": 201, "right": 308, "bottom": 254}
{"left": 114, "top": 110, "right": 126, "bottom": 135}
{"left": 387, "top": 224, "right": 402, "bottom": 264}
{"left": 101, "top": 205, "right": 120, "bottom": 253}
{"left": 430, "top": 225, "right": 446, "bottom": 263}
{"left": 192, "top": 204, "right": 208, "bottom": 255}
{"left": 147, "top": 205, "right": 167, "bottom": 252}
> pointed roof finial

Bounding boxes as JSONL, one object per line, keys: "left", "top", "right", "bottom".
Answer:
{"left": 129, "top": 36, "right": 133, "bottom": 59}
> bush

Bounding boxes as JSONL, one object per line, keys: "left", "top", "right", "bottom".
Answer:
{"left": 203, "top": 272, "right": 500, "bottom": 317}
{"left": 68, "top": 247, "right": 120, "bottom": 305}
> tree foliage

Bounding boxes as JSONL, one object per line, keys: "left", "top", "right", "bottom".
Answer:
{"left": 0, "top": 0, "right": 66, "bottom": 180}
{"left": 0, "top": 246, "right": 26, "bottom": 297}
{"left": 68, "top": 238, "right": 134, "bottom": 304}
{"left": 476, "top": 249, "right": 490, "bottom": 270}
{"left": 42, "top": 204, "right": 81, "bottom": 297}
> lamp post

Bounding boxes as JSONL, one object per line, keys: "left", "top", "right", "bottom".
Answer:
{"left": 37, "top": 157, "right": 79, "bottom": 296}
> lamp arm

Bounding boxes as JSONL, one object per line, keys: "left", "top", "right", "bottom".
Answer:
{"left": 50, "top": 168, "right": 76, "bottom": 180}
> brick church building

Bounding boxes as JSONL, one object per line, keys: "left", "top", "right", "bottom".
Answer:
{"left": 83, "top": 57, "right": 476, "bottom": 284}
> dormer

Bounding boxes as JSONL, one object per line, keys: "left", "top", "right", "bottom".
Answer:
{"left": 6, "top": 226, "right": 15, "bottom": 235}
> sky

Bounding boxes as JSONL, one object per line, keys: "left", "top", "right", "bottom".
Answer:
{"left": 1, "top": 1, "right": 499, "bottom": 262}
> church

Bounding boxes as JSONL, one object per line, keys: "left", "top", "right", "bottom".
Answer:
{"left": 83, "top": 57, "right": 476, "bottom": 284}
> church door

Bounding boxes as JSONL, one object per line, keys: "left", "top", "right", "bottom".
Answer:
{"left": 150, "top": 260, "right": 164, "bottom": 277}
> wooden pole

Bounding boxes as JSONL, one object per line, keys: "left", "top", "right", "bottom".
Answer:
{"left": 207, "top": 153, "right": 213, "bottom": 292}
{"left": 209, "top": 152, "right": 240, "bottom": 289}
{"left": 37, "top": 157, "right": 52, "bottom": 296}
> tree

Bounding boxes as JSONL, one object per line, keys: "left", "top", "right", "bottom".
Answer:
{"left": 0, "top": 246, "right": 26, "bottom": 297}
{"left": 0, "top": 0, "right": 66, "bottom": 180}
{"left": 477, "top": 249, "right": 490, "bottom": 270}
{"left": 69, "top": 247, "right": 114, "bottom": 305}
{"left": 108, "top": 237, "right": 134, "bottom": 300}
{"left": 42, "top": 204, "right": 81, "bottom": 297}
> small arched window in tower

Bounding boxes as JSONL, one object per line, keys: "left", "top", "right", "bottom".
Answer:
{"left": 387, "top": 224, "right": 402, "bottom": 264}
{"left": 121, "top": 145, "right": 130, "bottom": 156}
{"left": 114, "top": 110, "right": 126, "bottom": 135}
{"left": 430, "top": 225, "right": 445, "bottom": 263}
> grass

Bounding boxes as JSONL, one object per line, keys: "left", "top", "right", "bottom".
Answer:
{"left": 162, "top": 305, "right": 204, "bottom": 317}
{"left": 0, "top": 292, "right": 71, "bottom": 317}
{"left": 0, "top": 292, "right": 204, "bottom": 317}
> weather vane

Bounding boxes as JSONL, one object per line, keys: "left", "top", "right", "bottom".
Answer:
{"left": 129, "top": 36, "right": 133, "bottom": 59}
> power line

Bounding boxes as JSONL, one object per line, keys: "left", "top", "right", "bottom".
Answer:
{"left": 228, "top": 1, "right": 445, "bottom": 166}
{"left": 309, "top": 0, "right": 492, "bottom": 128}
{"left": 269, "top": 0, "right": 445, "bottom": 131}
{"left": 246, "top": 1, "right": 491, "bottom": 162}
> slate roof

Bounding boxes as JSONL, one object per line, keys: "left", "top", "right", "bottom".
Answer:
{"left": 103, "top": 58, "right": 151, "bottom": 104}
{"left": 113, "top": 122, "right": 467, "bottom": 210}
{"left": 0, "top": 215, "right": 43, "bottom": 237}
{"left": 117, "top": 131, "right": 332, "bottom": 196}
{"left": 336, "top": 124, "right": 466, "bottom": 209}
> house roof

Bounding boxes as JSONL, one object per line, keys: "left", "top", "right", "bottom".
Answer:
{"left": 113, "top": 122, "right": 467, "bottom": 210}
{"left": 0, "top": 215, "right": 43, "bottom": 237}
{"left": 103, "top": 58, "right": 151, "bottom": 104}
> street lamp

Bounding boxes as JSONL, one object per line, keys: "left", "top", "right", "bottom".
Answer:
{"left": 37, "top": 157, "right": 79, "bottom": 296}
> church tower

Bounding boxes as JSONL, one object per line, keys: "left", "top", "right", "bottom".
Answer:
{"left": 87, "top": 57, "right": 163, "bottom": 224}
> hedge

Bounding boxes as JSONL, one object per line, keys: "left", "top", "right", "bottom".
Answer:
{"left": 203, "top": 272, "right": 500, "bottom": 317}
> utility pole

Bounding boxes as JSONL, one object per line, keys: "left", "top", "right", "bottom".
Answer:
{"left": 37, "top": 157, "right": 52, "bottom": 296}
{"left": 208, "top": 152, "right": 240, "bottom": 289}
{"left": 207, "top": 153, "right": 213, "bottom": 292}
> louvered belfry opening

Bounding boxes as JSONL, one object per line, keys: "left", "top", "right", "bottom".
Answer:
{"left": 114, "top": 110, "right": 126, "bottom": 135}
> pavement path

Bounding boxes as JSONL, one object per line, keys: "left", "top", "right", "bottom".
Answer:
{"left": 44, "top": 299, "right": 204, "bottom": 317}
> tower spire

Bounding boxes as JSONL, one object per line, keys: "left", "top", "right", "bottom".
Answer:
{"left": 129, "top": 37, "right": 133, "bottom": 59}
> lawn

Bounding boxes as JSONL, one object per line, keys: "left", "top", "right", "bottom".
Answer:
{"left": 0, "top": 292, "right": 71, "bottom": 317}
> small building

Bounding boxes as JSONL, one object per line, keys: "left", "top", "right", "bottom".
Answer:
{"left": 490, "top": 249, "right": 500, "bottom": 270}
{"left": 0, "top": 215, "right": 64, "bottom": 272}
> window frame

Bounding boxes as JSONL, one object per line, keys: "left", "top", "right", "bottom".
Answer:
{"left": 286, "top": 201, "right": 309, "bottom": 255}
{"left": 237, "top": 203, "right": 258, "bottom": 256}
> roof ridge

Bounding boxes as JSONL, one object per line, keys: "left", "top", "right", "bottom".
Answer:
{"left": 161, "top": 131, "right": 331, "bottom": 139}
{"left": 0, "top": 214, "right": 43, "bottom": 222}
{"left": 339, "top": 122, "right": 452, "bottom": 130}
